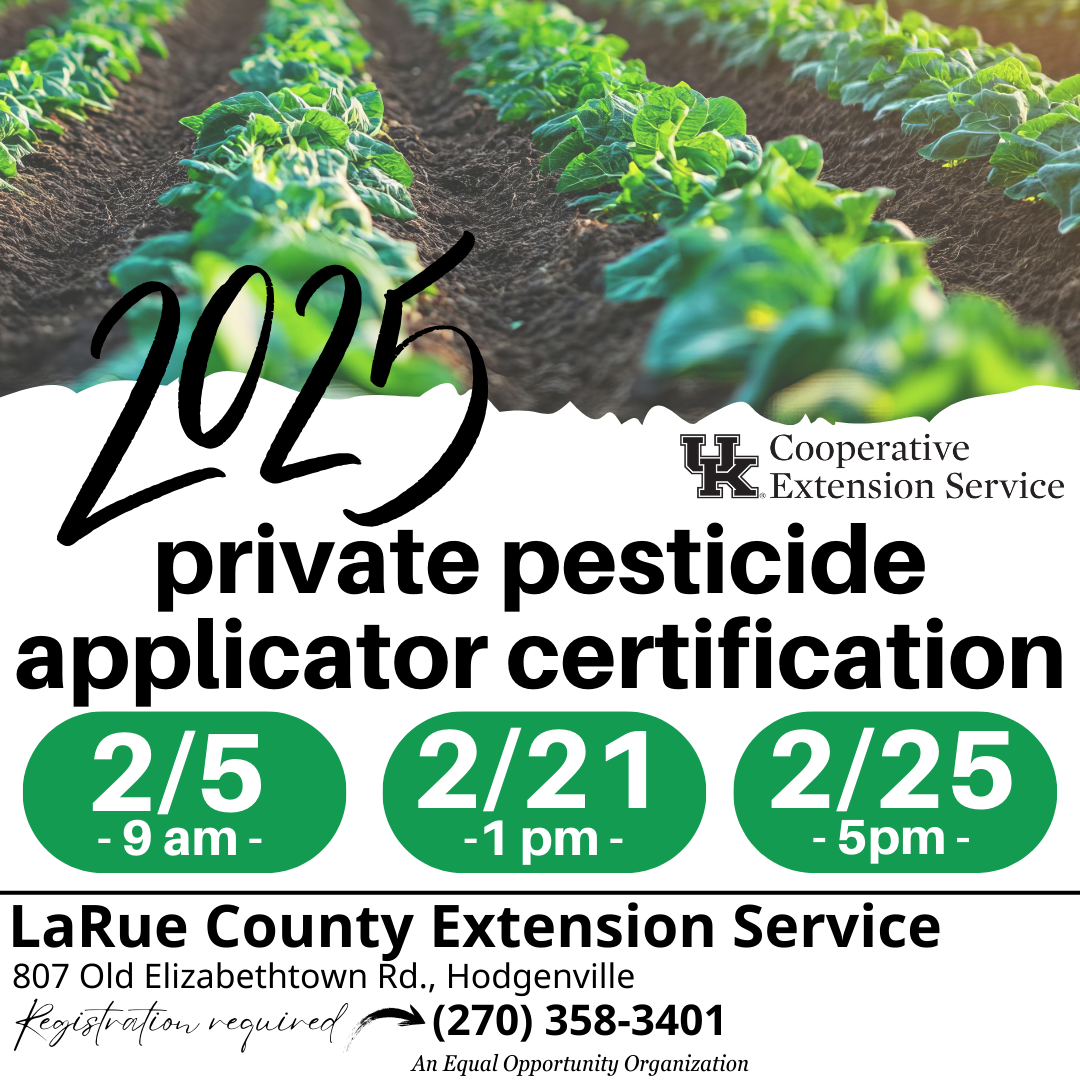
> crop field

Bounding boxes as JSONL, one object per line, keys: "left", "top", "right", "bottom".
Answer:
{"left": 0, "top": 0, "right": 1077, "bottom": 420}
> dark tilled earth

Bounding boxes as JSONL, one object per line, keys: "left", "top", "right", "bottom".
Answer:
{"left": 0, "top": 0, "right": 265, "bottom": 395}
{"left": 347, "top": 0, "right": 728, "bottom": 419}
{"left": 574, "top": 2, "right": 1080, "bottom": 373}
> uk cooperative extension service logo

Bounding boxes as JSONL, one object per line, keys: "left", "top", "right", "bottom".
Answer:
{"left": 681, "top": 434, "right": 760, "bottom": 499}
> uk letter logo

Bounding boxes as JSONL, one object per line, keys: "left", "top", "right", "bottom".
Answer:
{"left": 681, "top": 434, "right": 760, "bottom": 498}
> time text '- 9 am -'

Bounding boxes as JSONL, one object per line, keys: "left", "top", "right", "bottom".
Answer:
{"left": 57, "top": 233, "right": 486, "bottom": 546}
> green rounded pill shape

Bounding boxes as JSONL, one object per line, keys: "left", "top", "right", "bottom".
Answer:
{"left": 384, "top": 712, "right": 705, "bottom": 873}
{"left": 24, "top": 712, "right": 345, "bottom": 873}
{"left": 734, "top": 711, "right": 1056, "bottom": 873}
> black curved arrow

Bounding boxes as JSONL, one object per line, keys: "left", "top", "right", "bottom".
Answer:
{"left": 347, "top": 1006, "right": 425, "bottom": 1049}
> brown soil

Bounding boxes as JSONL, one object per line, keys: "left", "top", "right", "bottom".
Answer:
{"left": 575, "top": 2, "right": 1080, "bottom": 374}
{"left": 0, "top": 0, "right": 66, "bottom": 60}
{"left": 0, "top": 0, "right": 265, "bottom": 396}
{"left": 349, "top": 0, "right": 734, "bottom": 419}
{"left": 893, "top": 2, "right": 1080, "bottom": 80}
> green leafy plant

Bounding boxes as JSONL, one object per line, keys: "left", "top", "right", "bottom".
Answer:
{"left": 591, "top": 0, "right": 1080, "bottom": 233}
{"left": 0, "top": 0, "right": 187, "bottom": 189}
{"left": 74, "top": 0, "right": 458, "bottom": 397}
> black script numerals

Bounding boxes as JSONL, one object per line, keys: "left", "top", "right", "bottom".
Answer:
{"left": 56, "top": 282, "right": 226, "bottom": 547}
{"left": 260, "top": 263, "right": 365, "bottom": 484}
{"left": 56, "top": 233, "right": 487, "bottom": 547}
{"left": 346, "top": 232, "right": 487, "bottom": 527}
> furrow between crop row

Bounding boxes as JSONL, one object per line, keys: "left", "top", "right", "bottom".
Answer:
{"left": 571, "top": 0, "right": 1080, "bottom": 373}
{"left": 0, "top": 0, "right": 266, "bottom": 394}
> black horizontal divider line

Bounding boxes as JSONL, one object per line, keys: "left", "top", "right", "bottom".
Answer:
{"left": 3, "top": 890, "right": 1077, "bottom": 897}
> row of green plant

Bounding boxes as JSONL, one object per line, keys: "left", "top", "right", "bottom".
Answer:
{"left": 74, "top": 0, "right": 460, "bottom": 397}
{"left": 590, "top": 0, "right": 1080, "bottom": 234}
{"left": 0, "top": 0, "right": 187, "bottom": 189}
{"left": 400, "top": 0, "right": 1072, "bottom": 421}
